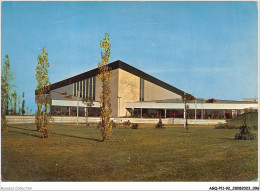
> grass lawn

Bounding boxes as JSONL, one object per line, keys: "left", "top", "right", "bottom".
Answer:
{"left": 1, "top": 123, "right": 258, "bottom": 181}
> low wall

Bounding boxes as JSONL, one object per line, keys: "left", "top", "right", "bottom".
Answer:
{"left": 6, "top": 115, "right": 226, "bottom": 125}
{"left": 6, "top": 116, "right": 35, "bottom": 124}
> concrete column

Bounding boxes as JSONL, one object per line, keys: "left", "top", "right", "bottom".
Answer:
{"left": 201, "top": 109, "right": 203, "bottom": 119}
{"left": 140, "top": 108, "right": 142, "bottom": 118}
{"left": 164, "top": 109, "right": 166, "bottom": 118}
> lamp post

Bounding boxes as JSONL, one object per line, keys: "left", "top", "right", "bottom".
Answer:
{"left": 195, "top": 99, "right": 197, "bottom": 126}
{"left": 77, "top": 90, "right": 83, "bottom": 125}
{"left": 183, "top": 92, "right": 187, "bottom": 129}
{"left": 77, "top": 92, "right": 79, "bottom": 125}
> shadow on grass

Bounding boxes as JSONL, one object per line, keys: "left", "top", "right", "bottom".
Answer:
{"left": 8, "top": 125, "right": 38, "bottom": 132}
{"left": 8, "top": 130, "right": 43, "bottom": 139}
{"left": 7, "top": 125, "right": 101, "bottom": 142}
{"left": 51, "top": 132, "right": 101, "bottom": 142}
{"left": 218, "top": 138, "right": 236, "bottom": 141}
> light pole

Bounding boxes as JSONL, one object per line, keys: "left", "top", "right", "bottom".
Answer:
{"left": 183, "top": 92, "right": 186, "bottom": 129}
{"left": 77, "top": 92, "right": 79, "bottom": 125}
{"left": 77, "top": 90, "right": 83, "bottom": 125}
{"left": 195, "top": 99, "right": 197, "bottom": 126}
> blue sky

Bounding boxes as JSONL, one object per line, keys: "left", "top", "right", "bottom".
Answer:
{"left": 1, "top": 1, "right": 258, "bottom": 112}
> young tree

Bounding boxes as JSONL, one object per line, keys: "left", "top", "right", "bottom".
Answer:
{"left": 12, "top": 90, "right": 17, "bottom": 115}
{"left": 1, "top": 55, "right": 13, "bottom": 131}
{"left": 18, "top": 95, "right": 21, "bottom": 115}
{"left": 97, "top": 33, "right": 112, "bottom": 142}
{"left": 22, "top": 92, "right": 25, "bottom": 115}
{"left": 1, "top": 95, "right": 7, "bottom": 133}
{"left": 1, "top": 55, "right": 13, "bottom": 117}
{"left": 235, "top": 112, "right": 256, "bottom": 140}
{"left": 182, "top": 92, "right": 195, "bottom": 132}
{"left": 10, "top": 92, "right": 14, "bottom": 115}
{"left": 35, "top": 47, "right": 53, "bottom": 138}
{"left": 26, "top": 107, "right": 29, "bottom": 115}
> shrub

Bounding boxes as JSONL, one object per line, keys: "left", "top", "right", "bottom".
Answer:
{"left": 98, "top": 121, "right": 117, "bottom": 129}
{"left": 235, "top": 128, "right": 256, "bottom": 140}
{"left": 110, "top": 120, "right": 117, "bottom": 128}
{"left": 131, "top": 123, "right": 138, "bottom": 129}
{"left": 235, "top": 113, "right": 256, "bottom": 140}
{"left": 123, "top": 120, "right": 131, "bottom": 128}
{"left": 215, "top": 124, "right": 238, "bottom": 129}
{"left": 156, "top": 118, "right": 165, "bottom": 129}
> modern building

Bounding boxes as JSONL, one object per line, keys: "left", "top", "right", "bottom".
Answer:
{"left": 38, "top": 60, "right": 258, "bottom": 119}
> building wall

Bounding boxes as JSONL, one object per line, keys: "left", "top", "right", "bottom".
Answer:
{"left": 117, "top": 68, "right": 182, "bottom": 117}
{"left": 144, "top": 80, "right": 182, "bottom": 101}
{"left": 95, "top": 69, "right": 119, "bottom": 117}
{"left": 49, "top": 68, "right": 184, "bottom": 117}
{"left": 118, "top": 68, "right": 140, "bottom": 117}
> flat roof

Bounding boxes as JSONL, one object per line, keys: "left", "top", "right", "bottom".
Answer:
{"left": 133, "top": 98, "right": 258, "bottom": 104}
{"left": 126, "top": 99, "right": 259, "bottom": 110}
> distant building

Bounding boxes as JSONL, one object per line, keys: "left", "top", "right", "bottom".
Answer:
{"left": 36, "top": 60, "right": 258, "bottom": 119}
{"left": 242, "top": 98, "right": 258, "bottom": 102}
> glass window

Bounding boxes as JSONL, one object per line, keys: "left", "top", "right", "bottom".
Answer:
{"left": 80, "top": 80, "right": 82, "bottom": 97}
{"left": 83, "top": 80, "right": 85, "bottom": 98}
{"left": 93, "top": 76, "right": 96, "bottom": 100}
{"left": 85, "top": 79, "right": 87, "bottom": 98}
{"left": 90, "top": 77, "right": 93, "bottom": 99}
{"left": 75, "top": 82, "right": 77, "bottom": 96}
{"left": 77, "top": 81, "right": 79, "bottom": 96}
{"left": 86, "top": 78, "right": 89, "bottom": 98}
{"left": 139, "top": 78, "right": 144, "bottom": 101}
{"left": 73, "top": 83, "right": 75, "bottom": 96}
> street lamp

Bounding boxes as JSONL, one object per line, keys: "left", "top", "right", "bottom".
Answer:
{"left": 195, "top": 98, "right": 197, "bottom": 126}
{"left": 77, "top": 90, "right": 83, "bottom": 125}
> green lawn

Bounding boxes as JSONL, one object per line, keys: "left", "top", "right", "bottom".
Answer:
{"left": 1, "top": 123, "right": 258, "bottom": 181}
